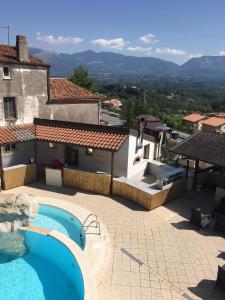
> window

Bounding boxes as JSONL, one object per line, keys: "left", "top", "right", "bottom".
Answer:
{"left": 144, "top": 144, "right": 150, "bottom": 159}
{"left": 2, "top": 144, "right": 16, "bottom": 154}
{"left": 3, "top": 66, "right": 11, "bottom": 79}
{"left": 3, "top": 97, "right": 17, "bottom": 120}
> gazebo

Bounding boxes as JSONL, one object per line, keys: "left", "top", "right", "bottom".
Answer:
{"left": 171, "top": 131, "right": 225, "bottom": 190}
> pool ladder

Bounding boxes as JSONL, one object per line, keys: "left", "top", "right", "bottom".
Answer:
{"left": 80, "top": 214, "right": 101, "bottom": 247}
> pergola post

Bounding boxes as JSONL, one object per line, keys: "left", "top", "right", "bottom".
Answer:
{"left": 193, "top": 159, "right": 199, "bottom": 191}
{"left": 110, "top": 151, "right": 115, "bottom": 195}
{"left": 185, "top": 159, "right": 190, "bottom": 178}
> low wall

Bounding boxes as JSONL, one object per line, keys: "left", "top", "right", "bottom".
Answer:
{"left": 112, "top": 179, "right": 187, "bottom": 210}
{"left": 63, "top": 167, "right": 111, "bottom": 196}
{"left": 2, "top": 164, "right": 37, "bottom": 190}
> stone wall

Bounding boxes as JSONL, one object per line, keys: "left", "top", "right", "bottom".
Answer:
{"left": 0, "top": 64, "right": 48, "bottom": 126}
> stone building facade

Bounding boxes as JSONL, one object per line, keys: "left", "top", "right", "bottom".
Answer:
{"left": 0, "top": 36, "right": 49, "bottom": 126}
{"left": 0, "top": 35, "right": 101, "bottom": 127}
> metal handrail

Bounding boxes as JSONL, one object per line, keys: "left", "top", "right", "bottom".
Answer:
{"left": 83, "top": 220, "right": 101, "bottom": 235}
{"left": 82, "top": 213, "right": 97, "bottom": 226}
{"left": 80, "top": 214, "right": 101, "bottom": 246}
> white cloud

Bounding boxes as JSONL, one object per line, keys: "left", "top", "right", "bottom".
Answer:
{"left": 219, "top": 51, "right": 225, "bottom": 56}
{"left": 127, "top": 46, "right": 152, "bottom": 54}
{"left": 36, "top": 32, "right": 83, "bottom": 44}
{"left": 155, "top": 47, "right": 202, "bottom": 59}
{"left": 139, "top": 33, "right": 158, "bottom": 44}
{"left": 91, "top": 38, "right": 128, "bottom": 50}
{"left": 186, "top": 53, "right": 202, "bottom": 59}
{"left": 155, "top": 47, "right": 187, "bottom": 56}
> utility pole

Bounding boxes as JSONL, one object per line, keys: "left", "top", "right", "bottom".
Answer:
{"left": 0, "top": 26, "right": 10, "bottom": 45}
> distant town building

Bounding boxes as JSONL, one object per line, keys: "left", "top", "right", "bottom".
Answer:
{"left": 201, "top": 117, "right": 225, "bottom": 133}
{"left": 210, "top": 112, "right": 225, "bottom": 119}
{"left": 182, "top": 113, "right": 207, "bottom": 129}
{"left": 102, "top": 98, "right": 122, "bottom": 109}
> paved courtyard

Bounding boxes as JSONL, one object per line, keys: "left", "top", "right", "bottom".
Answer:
{"left": 3, "top": 183, "right": 225, "bottom": 300}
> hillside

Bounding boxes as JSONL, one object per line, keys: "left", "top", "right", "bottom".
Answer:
{"left": 29, "top": 48, "right": 225, "bottom": 82}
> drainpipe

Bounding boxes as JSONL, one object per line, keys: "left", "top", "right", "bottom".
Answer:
{"left": 110, "top": 151, "right": 115, "bottom": 195}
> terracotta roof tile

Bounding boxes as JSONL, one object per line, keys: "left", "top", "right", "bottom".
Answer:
{"left": 0, "top": 124, "right": 35, "bottom": 145}
{"left": 36, "top": 125, "right": 127, "bottom": 151}
{"left": 0, "top": 119, "right": 129, "bottom": 151}
{"left": 183, "top": 113, "right": 206, "bottom": 123}
{"left": 201, "top": 117, "right": 225, "bottom": 127}
{"left": 34, "top": 119, "right": 128, "bottom": 151}
{"left": 50, "top": 78, "right": 99, "bottom": 103}
{"left": 0, "top": 44, "right": 49, "bottom": 66}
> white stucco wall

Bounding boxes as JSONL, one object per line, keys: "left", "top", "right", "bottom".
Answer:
{"left": 35, "top": 132, "right": 157, "bottom": 179}
{"left": 0, "top": 64, "right": 48, "bottom": 126}
{"left": 126, "top": 134, "right": 156, "bottom": 178}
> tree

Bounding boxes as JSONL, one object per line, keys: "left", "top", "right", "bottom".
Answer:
{"left": 70, "top": 65, "right": 94, "bottom": 91}
{"left": 120, "top": 98, "right": 147, "bottom": 128}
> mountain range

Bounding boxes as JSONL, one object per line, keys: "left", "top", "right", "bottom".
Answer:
{"left": 29, "top": 47, "right": 225, "bottom": 82}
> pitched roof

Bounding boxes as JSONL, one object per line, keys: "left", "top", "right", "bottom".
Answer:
{"left": 0, "top": 119, "right": 128, "bottom": 151}
{"left": 172, "top": 131, "right": 225, "bottom": 167}
{"left": 182, "top": 113, "right": 206, "bottom": 123}
{"left": 50, "top": 78, "right": 100, "bottom": 103}
{"left": 0, "top": 45, "right": 49, "bottom": 66}
{"left": 0, "top": 124, "right": 35, "bottom": 145}
{"left": 201, "top": 117, "right": 225, "bottom": 127}
{"left": 34, "top": 119, "right": 128, "bottom": 151}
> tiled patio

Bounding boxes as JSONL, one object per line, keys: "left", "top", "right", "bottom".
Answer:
{"left": 3, "top": 183, "right": 225, "bottom": 300}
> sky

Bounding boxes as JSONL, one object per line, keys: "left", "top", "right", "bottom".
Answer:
{"left": 0, "top": 0, "right": 225, "bottom": 64}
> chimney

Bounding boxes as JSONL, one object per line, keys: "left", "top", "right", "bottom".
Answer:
{"left": 16, "top": 35, "right": 28, "bottom": 62}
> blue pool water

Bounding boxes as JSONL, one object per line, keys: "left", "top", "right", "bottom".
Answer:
{"left": 32, "top": 205, "right": 86, "bottom": 249}
{"left": 0, "top": 231, "right": 84, "bottom": 300}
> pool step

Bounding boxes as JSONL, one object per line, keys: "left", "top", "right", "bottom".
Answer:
{"left": 21, "top": 226, "right": 50, "bottom": 235}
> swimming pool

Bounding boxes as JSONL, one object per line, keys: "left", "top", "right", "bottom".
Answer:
{"left": 32, "top": 204, "right": 86, "bottom": 249}
{"left": 0, "top": 231, "right": 84, "bottom": 300}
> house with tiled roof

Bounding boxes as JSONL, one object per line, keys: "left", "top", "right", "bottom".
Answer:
{"left": 0, "top": 35, "right": 49, "bottom": 127}
{"left": 0, "top": 35, "right": 185, "bottom": 210}
{"left": 182, "top": 113, "right": 207, "bottom": 129}
{"left": 0, "top": 118, "right": 159, "bottom": 194}
{"left": 102, "top": 98, "right": 122, "bottom": 109}
{"left": 38, "top": 78, "right": 101, "bottom": 124}
{"left": 0, "top": 35, "right": 100, "bottom": 129}
{"left": 201, "top": 117, "right": 225, "bottom": 133}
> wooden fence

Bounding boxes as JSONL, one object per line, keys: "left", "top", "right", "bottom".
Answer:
{"left": 63, "top": 167, "right": 111, "bottom": 195}
{"left": 2, "top": 164, "right": 37, "bottom": 190}
{"left": 112, "top": 179, "right": 187, "bottom": 210}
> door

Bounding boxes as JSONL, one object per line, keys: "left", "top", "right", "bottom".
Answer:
{"left": 65, "top": 147, "right": 79, "bottom": 166}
